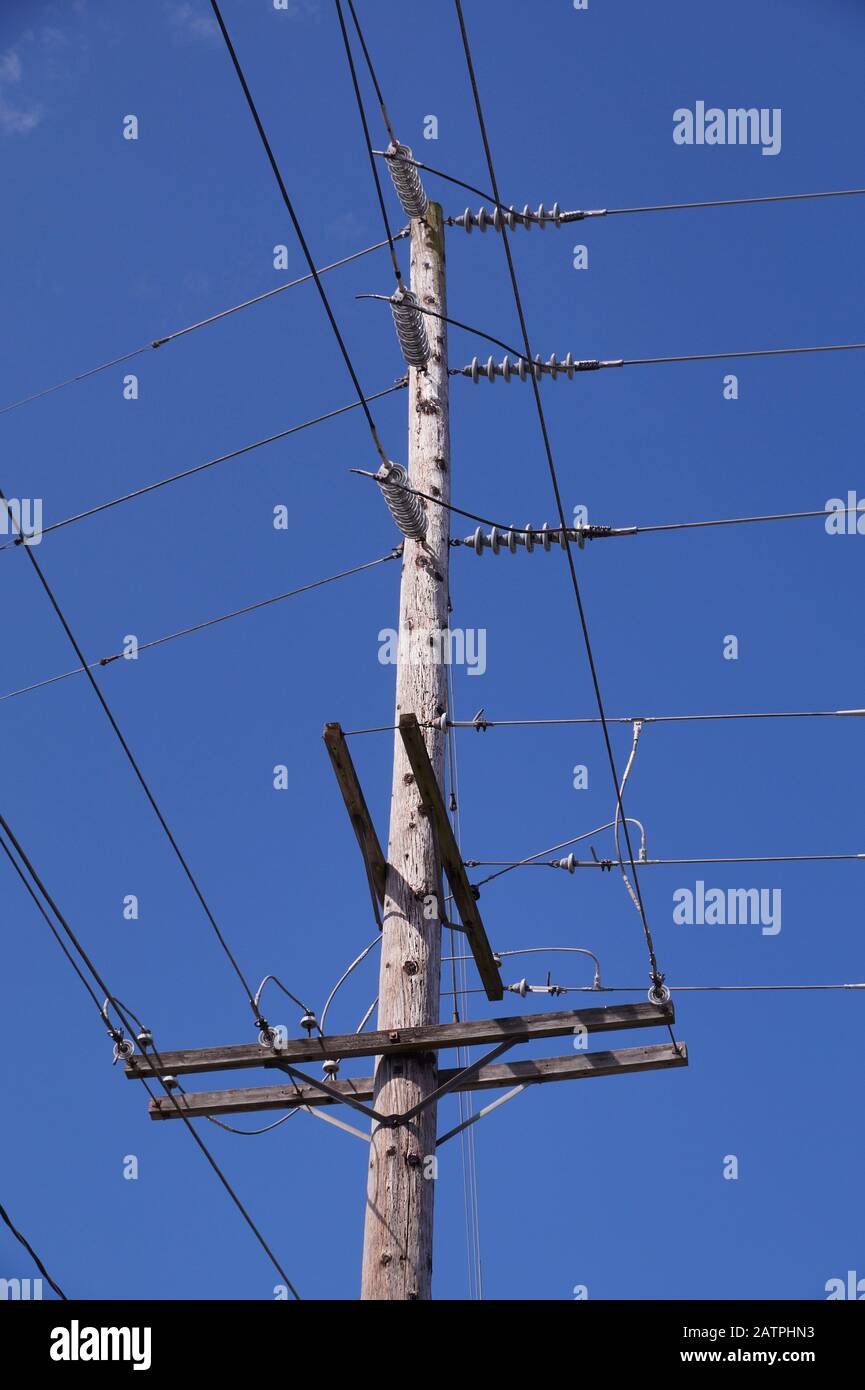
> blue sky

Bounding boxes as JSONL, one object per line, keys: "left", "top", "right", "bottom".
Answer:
{"left": 1, "top": 0, "right": 863, "bottom": 1301}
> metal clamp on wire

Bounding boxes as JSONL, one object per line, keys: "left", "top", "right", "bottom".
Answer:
{"left": 384, "top": 140, "right": 429, "bottom": 219}
{"left": 648, "top": 977, "right": 671, "bottom": 1005}
{"left": 375, "top": 462, "right": 428, "bottom": 542}
{"left": 390, "top": 285, "right": 431, "bottom": 369}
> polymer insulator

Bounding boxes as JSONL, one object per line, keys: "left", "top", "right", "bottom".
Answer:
{"left": 461, "top": 354, "right": 608, "bottom": 381}
{"left": 452, "top": 202, "right": 568, "bottom": 233}
{"left": 465, "top": 522, "right": 569, "bottom": 554}
{"left": 456, "top": 520, "right": 617, "bottom": 553}
{"left": 376, "top": 462, "right": 428, "bottom": 541}
{"left": 390, "top": 286, "right": 431, "bottom": 369}
{"left": 385, "top": 140, "right": 429, "bottom": 219}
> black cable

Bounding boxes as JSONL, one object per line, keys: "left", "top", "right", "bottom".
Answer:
{"left": 0, "top": 815, "right": 301, "bottom": 1298}
{"left": 333, "top": 0, "right": 402, "bottom": 282}
{"left": 344, "top": 0, "right": 397, "bottom": 142}
{"left": 209, "top": 0, "right": 390, "bottom": 466}
{"left": 452, "top": 0, "right": 661, "bottom": 986}
{"left": 0, "top": 488, "right": 261, "bottom": 1022}
{"left": 358, "top": 292, "right": 525, "bottom": 362}
{"left": 0, "top": 380, "right": 407, "bottom": 554}
{"left": 0, "top": 831, "right": 103, "bottom": 1010}
{"left": 0, "top": 1201, "right": 67, "bottom": 1300}
{"left": 0, "top": 549, "right": 401, "bottom": 706}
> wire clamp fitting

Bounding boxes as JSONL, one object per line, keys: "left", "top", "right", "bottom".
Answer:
{"left": 112, "top": 1037, "right": 135, "bottom": 1066}
{"left": 648, "top": 977, "right": 671, "bottom": 1005}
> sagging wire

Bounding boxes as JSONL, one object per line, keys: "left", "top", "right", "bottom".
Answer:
{"left": 614, "top": 722, "right": 648, "bottom": 928}
{"left": 444, "top": 946, "right": 603, "bottom": 991}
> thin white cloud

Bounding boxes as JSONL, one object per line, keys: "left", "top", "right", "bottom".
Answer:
{"left": 167, "top": 3, "right": 219, "bottom": 44}
{"left": 0, "top": 48, "right": 41, "bottom": 135}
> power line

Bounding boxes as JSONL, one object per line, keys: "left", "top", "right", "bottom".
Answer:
{"left": 605, "top": 188, "right": 865, "bottom": 217}
{"left": 452, "top": 0, "right": 662, "bottom": 992}
{"left": 333, "top": 0, "right": 403, "bottom": 283}
{"left": 456, "top": 341, "right": 865, "bottom": 381}
{"left": 344, "top": 0, "right": 397, "bottom": 143}
{"left": 0, "top": 235, "right": 407, "bottom": 421}
{"left": 351, "top": 468, "right": 863, "bottom": 547}
{"left": 625, "top": 341, "right": 865, "bottom": 367}
{"left": 0, "top": 1200, "right": 67, "bottom": 1300}
{"left": 0, "top": 489, "right": 263, "bottom": 1024}
{"left": 0, "top": 381, "right": 407, "bottom": 554}
{"left": 444, "top": 708, "right": 865, "bottom": 730}
{"left": 0, "top": 548, "right": 401, "bottom": 707}
{"left": 373, "top": 149, "right": 865, "bottom": 226}
{"left": 447, "top": 981, "right": 865, "bottom": 998}
{"left": 468, "top": 851, "right": 864, "bottom": 872}
{"left": 209, "top": 0, "right": 391, "bottom": 467}
{"left": 0, "top": 813, "right": 301, "bottom": 1297}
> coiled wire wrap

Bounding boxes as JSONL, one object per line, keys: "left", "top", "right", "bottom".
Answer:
{"left": 376, "top": 461, "right": 428, "bottom": 541}
{"left": 385, "top": 140, "right": 429, "bottom": 218}
{"left": 390, "top": 286, "right": 431, "bottom": 368}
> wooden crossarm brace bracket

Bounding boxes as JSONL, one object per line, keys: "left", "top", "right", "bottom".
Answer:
{"left": 398, "top": 712, "right": 503, "bottom": 1000}
{"left": 397, "top": 1039, "right": 515, "bottom": 1123}
{"left": 323, "top": 722, "right": 387, "bottom": 913}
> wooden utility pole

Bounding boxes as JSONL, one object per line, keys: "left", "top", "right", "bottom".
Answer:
{"left": 360, "top": 203, "right": 450, "bottom": 1301}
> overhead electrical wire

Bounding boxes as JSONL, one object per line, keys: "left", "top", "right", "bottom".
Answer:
{"left": 444, "top": 708, "right": 865, "bottom": 730}
{"left": 333, "top": 0, "right": 403, "bottom": 283}
{"left": 0, "top": 548, "right": 401, "bottom": 707}
{"left": 0, "top": 234, "right": 407, "bottom": 421}
{"left": 452, "top": 0, "right": 662, "bottom": 994}
{"left": 209, "top": 0, "right": 391, "bottom": 467}
{"left": 0, "top": 1200, "right": 67, "bottom": 1300}
{"left": 0, "top": 814, "right": 301, "bottom": 1297}
{"left": 0, "top": 489, "right": 263, "bottom": 1025}
{"left": 447, "top": 981, "right": 865, "bottom": 998}
{"left": 0, "top": 381, "right": 407, "bottom": 555}
{"left": 468, "top": 851, "right": 864, "bottom": 873}
{"left": 371, "top": 147, "right": 865, "bottom": 226}
{"left": 351, "top": 468, "right": 864, "bottom": 549}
